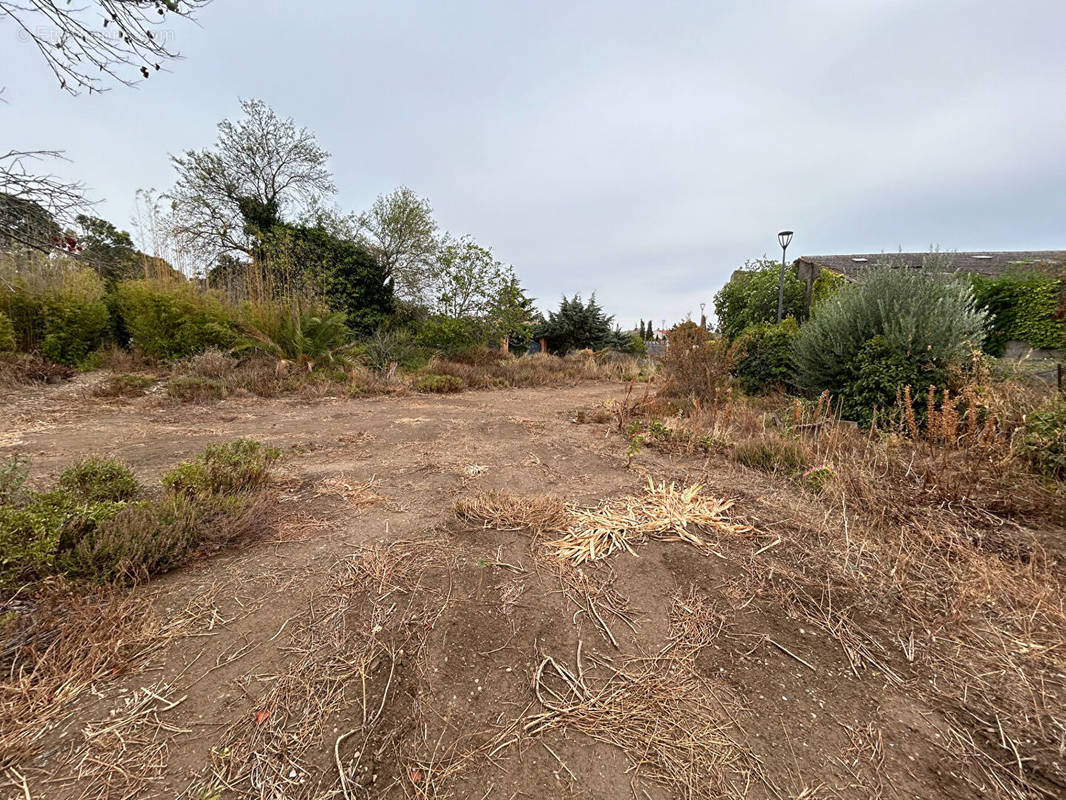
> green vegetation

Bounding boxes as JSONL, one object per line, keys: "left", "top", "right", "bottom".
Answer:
{"left": 793, "top": 265, "right": 987, "bottom": 423}
{"left": 733, "top": 319, "right": 799, "bottom": 395}
{"left": 416, "top": 374, "right": 465, "bottom": 393}
{"left": 57, "top": 457, "right": 140, "bottom": 503}
{"left": 0, "top": 310, "right": 14, "bottom": 353}
{"left": 161, "top": 439, "right": 280, "bottom": 497}
{"left": 535, "top": 294, "right": 641, "bottom": 355}
{"left": 970, "top": 272, "right": 1066, "bottom": 355}
{"left": 733, "top": 438, "right": 807, "bottom": 473}
{"left": 713, "top": 259, "right": 843, "bottom": 339}
{"left": 1018, "top": 401, "right": 1066, "bottom": 480}
{"left": 114, "top": 280, "right": 238, "bottom": 360}
{"left": 0, "top": 441, "right": 277, "bottom": 589}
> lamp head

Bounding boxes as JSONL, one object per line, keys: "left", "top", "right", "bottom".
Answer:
{"left": 778, "top": 230, "right": 794, "bottom": 249}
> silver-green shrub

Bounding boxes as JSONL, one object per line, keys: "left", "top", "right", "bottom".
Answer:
{"left": 793, "top": 261, "right": 987, "bottom": 421}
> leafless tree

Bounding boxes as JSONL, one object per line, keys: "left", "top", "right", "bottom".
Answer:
{"left": 1, "top": 1, "right": 209, "bottom": 253}
{"left": 2, "top": 0, "right": 209, "bottom": 95}
{"left": 358, "top": 186, "right": 439, "bottom": 304}
{"left": 0, "top": 150, "right": 85, "bottom": 253}
{"left": 169, "top": 99, "right": 335, "bottom": 264}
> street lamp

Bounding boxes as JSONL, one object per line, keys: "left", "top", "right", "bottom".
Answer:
{"left": 776, "top": 230, "right": 794, "bottom": 323}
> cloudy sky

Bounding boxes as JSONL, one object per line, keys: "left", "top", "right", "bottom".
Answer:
{"left": 4, "top": 0, "right": 1064, "bottom": 325}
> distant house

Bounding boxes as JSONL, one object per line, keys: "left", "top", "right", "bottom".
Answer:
{"left": 793, "top": 250, "right": 1066, "bottom": 311}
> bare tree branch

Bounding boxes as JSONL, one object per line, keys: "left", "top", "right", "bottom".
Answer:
{"left": 2, "top": 1, "right": 210, "bottom": 95}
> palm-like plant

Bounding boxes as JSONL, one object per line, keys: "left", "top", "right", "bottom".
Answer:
{"left": 240, "top": 306, "right": 355, "bottom": 370}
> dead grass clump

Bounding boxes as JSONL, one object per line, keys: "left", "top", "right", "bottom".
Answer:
{"left": 180, "top": 347, "right": 238, "bottom": 380}
{"left": 91, "top": 372, "right": 155, "bottom": 398}
{"left": 454, "top": 490, "right": 568, "bottom": 533}
{"left": 527, "top": 651, "right": 748, "bottom": 798}
{"left": 0, "top": 353, "right": 75, "bottom": 387}
{"left": 167, "top": 375, "right": 227, "bottom": 402}
{"left": 0, "top": 581, "right": 178, "bottom": 769}
{"left": 547, "top": 481, "right": 752, "bottom": 566}
{"left": 314, "top": 476, "right": 386, "bottom": 509}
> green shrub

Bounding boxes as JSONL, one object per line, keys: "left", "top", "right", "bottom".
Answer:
{"left": 733, "top": 438, "right": 807, "bottom": 473}
{"left": 168, "top": 376, "right": 228, "bottom": 402}
{"left": 970, "top": 273, "right": 1066, "bottom": 355}
{"left": 39, "top": 270, "right": 111, "bottom": 365}
{"left": 0, "top": 454, "right": 28, "bottom": 504}
{"left": 57, "top": 457, "right": 140, "bottom": 502}
{"left": 416, "top": 315, "right": 487, "bottom": 358}
{"left": 0, "top": 310, "right": 15, "bottom": 353}
{"left": 416, "top": 373, "right": 465, "bottom": 393}
{"left": 161, "top": 439, "right": 280, "bottom": 497}
{"left": 801, "top": 465, "right": 836, "bottom": 493}
{"left": 362, "top": 327, "right": 421, "bottom": 372}
{"left": 734, "top": 319, "right": 799, "bottom": 395}
{"left": 1018, "top": 401, "right": 1066, "bottom": 480}
{"left": 115, "top": 280, "right": 238, "bottom": 359}
{"left": 54, "top": 498, "right": 196, "bottom": 582}
{"left": 714, "top": 260, "right": 844, "bottom": 339}
{"left": 0, "top": 505, "right": 61, "bottom": 585}
{"left": 793, "top": 264, "right": 987, "bottom": 422}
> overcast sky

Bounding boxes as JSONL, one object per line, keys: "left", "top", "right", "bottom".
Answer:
{"left": 4, "top": 0, "right": 1064, "bottom": 325}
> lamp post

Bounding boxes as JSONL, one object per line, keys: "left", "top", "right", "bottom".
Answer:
{"left": 776, "top": 230, "right": 794, "bottom": 323}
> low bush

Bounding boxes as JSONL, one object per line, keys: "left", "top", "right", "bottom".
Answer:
{"left": 416, "top": 373, "right": 465, "bottom": 394}
{"left": 115, "top": 280, "right": 238, "bottom": 360}
{"left": 733, "top": 437, "right": 807, "bottom": 473}
{"left": 57, "top": 457, "right": 140, "bottom": 502}
{"left": 167, "top": 376, "right": 228, "bottom": 402}
{"left": 161, "top": 439, "right": 280, "bottom": 497}
{"left": 361, "top": 327, "right": 421, "bottom": 373}
{"left": 0, "top": 441, "right": 278, "bottom": 589}
{"left": 659, "top": 321, "right": 739, "bottom": 402}
{"left": 1018, "top": 401, "right": 1066, "bottom": 480}
{"left": 733, "top": 319, "right": 799, "bottom": 395}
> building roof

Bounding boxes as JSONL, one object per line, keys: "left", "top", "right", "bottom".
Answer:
{"left": 794, "top": 251, "right": 1066, "bottom": 280}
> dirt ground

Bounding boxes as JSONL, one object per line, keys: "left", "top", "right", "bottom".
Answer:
{"left": 1, "top": 377, "right": 1063, "bottom": 799}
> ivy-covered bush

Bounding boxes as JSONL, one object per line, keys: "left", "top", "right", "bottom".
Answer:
{"left": 793, "top": 266, "right": 987, "bottom": 423}
{"left": 970, "top": 272, "right": 1066, "bottom": 355}
{"left": 115, "top": 279, "right": 238, "bottom": 359}
{"left": 733, "top": 319, "right": 799, "bottom": 395}
{"left": 713, "top": 259, "right": 844, "bottom": 339}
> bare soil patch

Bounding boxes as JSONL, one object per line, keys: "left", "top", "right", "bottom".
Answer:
{"left": 1, "top": 381, "right": 1063, "bottom": 799}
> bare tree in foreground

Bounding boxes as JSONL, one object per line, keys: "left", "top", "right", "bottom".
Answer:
{"left": 1, "top": 0, "right": 210, "bottom": 95}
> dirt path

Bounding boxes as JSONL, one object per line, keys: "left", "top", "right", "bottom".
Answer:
{"left": 2, "top": 383, "right": 1057, "bottom": 799}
